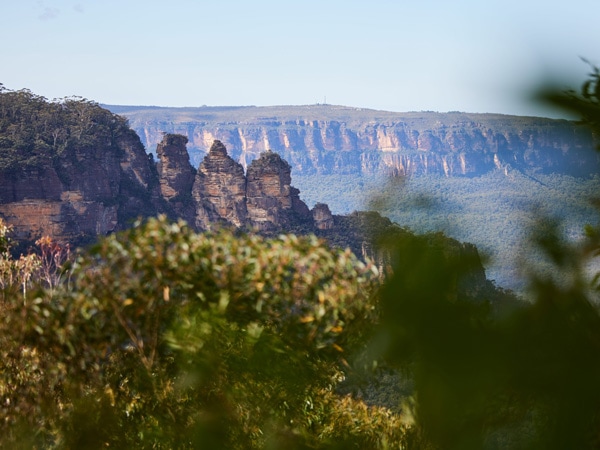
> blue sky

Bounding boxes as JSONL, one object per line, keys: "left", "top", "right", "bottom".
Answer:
{"left": 2, "top": 0, "right": 599, "bottom": 117}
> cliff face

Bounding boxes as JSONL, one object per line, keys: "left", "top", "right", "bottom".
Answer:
{"left": 0, "top": 123, "right": 163, "bottom": 243}
{"left": 246, "top": 151, "right": 293, "bottom": 230}
{"left": 0, "top": 87, "right": 494, "bottom": 297}
{"left": 109, "top": 105, "right": 599, "bottom": 177}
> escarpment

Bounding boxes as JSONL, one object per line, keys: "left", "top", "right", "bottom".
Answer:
{"left": 0, "top": 90, "right": 329, "bottom": 243}
{"left": 111, "top": 105, "right": 599, "bottom": 177}
{"left": 0, "top": 90, "right": 493, "bottom": 296}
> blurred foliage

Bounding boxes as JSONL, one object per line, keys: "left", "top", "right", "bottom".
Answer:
{"left": 537, "top": 59, "right": 600, "bottom": 144}
{"left": 3, "top": 65, "right": 600, "bottom": 449}
{"left": 0, "top": 215, "right": 418, "bottom": 449}
{"left": 368, "top": 63, "right": 600, "bottom": 449}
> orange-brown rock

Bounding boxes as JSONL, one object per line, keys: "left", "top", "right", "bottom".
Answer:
{"left": 0, "top": 101, "right": 165, "bottom": 244}
{"left": 192, "top": 140, "right": 248, "bottom": 229}
{"left": 246, "top": 150, "right": 295, "bottom": 231}
{"left": 117, "top": 105, "right": 599, "bottom": 178}
{"left": 312, "top": 203, "right": 334, "bottom": 230}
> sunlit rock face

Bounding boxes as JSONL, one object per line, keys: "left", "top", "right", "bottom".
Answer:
{"left": 246, "top": 151, "right": 294, "bottom": 231}
{"left": 115, "top": 105, "right": 599, "bottom": 178}
{"left": 312, "top": 203, "right": 334, "bottom": 230}
{"left": 190, "top": 141, "right": 315, "bottom": 232}
{"left": 0, "top": 125, "right": 163, "bottom": 243}
{"left": 192, "top": 140, "right": 248, "bottom": 230}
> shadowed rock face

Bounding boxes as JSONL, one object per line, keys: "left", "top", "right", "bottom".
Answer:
{"left": 156, "top": 133, "right": 196, "bottom": 223}
{"left": 156, "top": 134, "right": 195, "bottom": 201}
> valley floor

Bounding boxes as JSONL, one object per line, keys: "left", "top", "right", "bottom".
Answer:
{"left": 293, "top": 170, "right": 600, "bottom": 292}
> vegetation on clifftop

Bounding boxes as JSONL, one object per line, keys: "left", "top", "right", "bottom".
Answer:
{"left": 0, "top": 84, "right": 132, "bottom": 171}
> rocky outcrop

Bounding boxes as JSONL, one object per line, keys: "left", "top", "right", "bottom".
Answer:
{"left": 191, "top": 141, "right": 315, "bottom": 232}
{"left": 192, "top": 140, "right": 248, "bottom": 229}
{"left": 0, "top": 122, "right": 164, "bottom": 244}
{"left": 0, "top": 90, "right": 496, "bottom": 298}
{"left": 156, "top": 133, "right": 196, "bottom": 223}
{"left": 246, "top": 151, "right": 294, "bottom": 231}
{"left": 312, "top": 203, "right": 334, "bottom": 230}
{"left": 0, "top": 93, "right": 327, "bottom": 241}
{"left": 110, "top": 105, "right": 599, "bottom": 178}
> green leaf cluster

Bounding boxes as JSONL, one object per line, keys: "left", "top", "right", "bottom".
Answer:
{"left": 0, "top": 215, "right": 413, "bottom": 449}
{"left": 0, "top": 85, "right": 130, "bottom": 173}
{"left": 364, "top": 63, "right": 600, "bottom": 450}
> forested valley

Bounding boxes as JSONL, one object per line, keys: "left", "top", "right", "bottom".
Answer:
{"left": 295, "top": 170, "right": 600, "bottom": 291}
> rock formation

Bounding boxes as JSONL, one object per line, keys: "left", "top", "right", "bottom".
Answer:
{"left": 247, "top": 151, "right": 293, "bottom": 230}
{"left": 0, "top": 91, "right": 495, "bottom": 297}
{"left": 190, "top": 141, "right": 314, "bottom": 232}
{"left": 192, "top": 140, "right": 248, "bottom": 230}
{"left": 312, "top": 203, "right": 334, "bottom": 230}
{"left": 111, "top": 105, "right": 599, "bottom": 178}
{"left": 0, "top": 93, "right": 326, "bottom": 242}
{"left": 0, "top": 123, "right": 164, "bottom": 244}
{"left": 156, "top": 133, "right": 196, "bottom": 223}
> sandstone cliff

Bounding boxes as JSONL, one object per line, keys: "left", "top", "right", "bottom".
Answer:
{"left": 0, "top": 88, "right": 494, "bottom": 297}
{"left": 0, "top": 112, "right": 163, "bottom": 242}
{"left": 189, "top": 140, "right": 314, "bottom": 232}
{"left": 0, "top": 88, "right": 324, "bottom": 242}
{"left": 247, "top": 151, "right": 302, "bottom": 230}
{"left": 0, "top": 87, "right": 327, "bottom": 242}
{"left": 109, "top": 105, "right": 599, "bottom": 177}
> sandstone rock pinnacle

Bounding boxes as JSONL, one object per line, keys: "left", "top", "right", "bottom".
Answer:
{"left": 156, "top": 133, "right": 196, "bottom": 223}
{"left": 192, "top": 140, "right": 248, "bottom": 229}
{"left": 312, "top": 203, "right": 334, "bottom": 230}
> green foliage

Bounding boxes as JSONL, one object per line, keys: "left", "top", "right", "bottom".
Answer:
{"left": 365, "top": 64, "right": 600, "bottom": 450}
{"left": 373, "top": 211, "right": 600, "bottom": 449}
{"left": 0, "top": 85, "right": 130, "bottom": 172}
{"left": 0, "top": 216, "right": 412, "bottom": 449}
{"left": 538, "top": 59, "right": 600, "bottom": 143}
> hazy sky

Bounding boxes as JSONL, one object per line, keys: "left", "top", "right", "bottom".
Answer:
{"left": 2, "top": 0, "right": 599, "bottom": 117}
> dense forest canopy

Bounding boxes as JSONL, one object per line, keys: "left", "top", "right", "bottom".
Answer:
{"left": 0, "top": 85, "right": 133, "bottom": 172}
